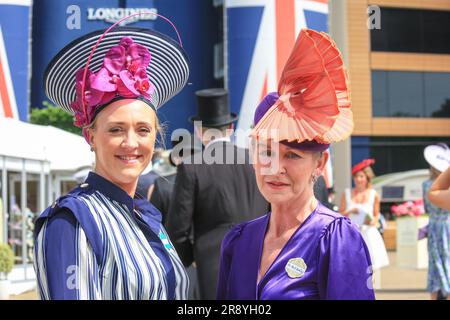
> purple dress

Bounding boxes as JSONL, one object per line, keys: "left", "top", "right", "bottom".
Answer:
{"left": 217, "top": 203, "right": 375, "bottom": 300}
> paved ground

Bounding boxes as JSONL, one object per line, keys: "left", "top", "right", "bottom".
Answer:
{"left": 9, "top": 251, "right": 430, "bottom": 300}
{"left": 375, "top": 251, "right": 429, "bottom": 300}
{"left": 9, "top": 289, "right": 38, "bottom": 300}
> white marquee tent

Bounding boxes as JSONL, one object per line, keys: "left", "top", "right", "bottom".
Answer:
{"left": 0, "top": 117, "right": 94, "bottom": 171}
{"left": 0, "top": 118, "right": 94, "bottom": 294}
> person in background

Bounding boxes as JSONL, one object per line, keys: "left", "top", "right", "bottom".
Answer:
{"left": 326, "top": 187, "right": 339, "bottom": 212}
{"left": 136, "top": 148, "right": 164, "bottom": 200}
{"left": 423, "top": 143, "right": 450, "bottom": 300}
{"left": 149, "top": 149, "right": 178, "bottom": 220}
{"left": 150, "top": 135, "right": 201, "bottom": 300}
{"left": 339, "top": 159, "right": 390, "bottom": 281}
{"left": 429, "top": 156, "right": 450, "bottom": 212}
{"left": 313, "top": 175, "right": 331, "bottom": 210}
{"left": 150, "top": 135, "right": 200, "bottom": 223}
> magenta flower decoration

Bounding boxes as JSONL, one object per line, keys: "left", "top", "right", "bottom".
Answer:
{"left": 70, "top": 36, "right": 155, "bottom": 128}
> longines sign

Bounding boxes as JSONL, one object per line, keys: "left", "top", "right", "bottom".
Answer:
{"left": 87, "top": 7, "right": 158, "bottom": 26}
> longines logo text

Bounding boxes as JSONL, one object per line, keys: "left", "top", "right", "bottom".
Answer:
{"left": 87, "top": 7, "right": 158, "bottom": 26}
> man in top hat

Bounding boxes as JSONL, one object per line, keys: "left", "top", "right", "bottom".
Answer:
{"left": 166, "top": 88, "right": 269, "bottom": 300}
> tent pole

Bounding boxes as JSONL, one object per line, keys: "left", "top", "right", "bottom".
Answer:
{"left": 21, "top": 160, "right": 27, "bottom": 278}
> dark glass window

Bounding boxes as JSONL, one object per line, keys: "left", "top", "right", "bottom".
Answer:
{"left": 386, "top": 9, "right": 421, "bottom": 53}
{"left": 423, "top": 10, "right": 450, "bottom": 54}
{"left": 424, "top": 72, "right": 450, "bottom": 118}
{"left": 372, "top": 71, "right": 388, "bottom": 117}
{"left": 388, "top": 71, "right": 423, "bottom": 117}
{"left": 368, "top": 137, "right": 450, "bottom": 175}
{"left": 371, "top": 7, "right": 450, "bottom": 54}
{"left": 372, "top": 71, "right": 450, "bottom": 118}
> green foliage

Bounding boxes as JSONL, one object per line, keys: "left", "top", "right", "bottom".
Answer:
{"left": 0, "top": 244, "right": 14, "bottom": 277}
{"left": 30, "top": 101, "right": 81, "bottom": 136}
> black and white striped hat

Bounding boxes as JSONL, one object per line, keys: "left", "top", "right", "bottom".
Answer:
{"left": 44, "top": 27, "right": 189, "bottom": 116}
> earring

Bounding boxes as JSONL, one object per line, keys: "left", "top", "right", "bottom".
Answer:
{"left": 90, "top": 146, "right": 95, "bottom": 152}
{"left": 311, "top": 174, "right": 318, "bottom": 184}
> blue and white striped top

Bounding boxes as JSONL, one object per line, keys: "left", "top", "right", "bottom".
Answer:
{"left": 33, "top": 172, "right": 188, "bottom": 300}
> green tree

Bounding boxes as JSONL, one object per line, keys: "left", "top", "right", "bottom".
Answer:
{"left": 30, "top": 101, "right": 81, "bottom": 135}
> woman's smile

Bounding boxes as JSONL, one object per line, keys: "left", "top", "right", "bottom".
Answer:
{"left": 115, "top": 154, "right": 143, "bottom": 165}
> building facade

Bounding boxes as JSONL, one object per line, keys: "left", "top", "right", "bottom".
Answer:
{"left": 347, "top": 0, "right": 450, "bottom": 175}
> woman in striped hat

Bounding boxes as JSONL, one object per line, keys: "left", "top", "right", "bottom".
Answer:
{"left": 33, "top": 24, "right": 190, "bottom": 299}
{"left": 217, "top": 29, "right": 374, "bottom": 300}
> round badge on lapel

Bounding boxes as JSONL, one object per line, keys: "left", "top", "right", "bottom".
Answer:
{"left": 285, "top": 258, "right": 307, "bottom": 278}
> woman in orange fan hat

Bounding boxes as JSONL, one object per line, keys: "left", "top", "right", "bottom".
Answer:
{"left": 217, "top": 29, "right": 375, "bottom": 300}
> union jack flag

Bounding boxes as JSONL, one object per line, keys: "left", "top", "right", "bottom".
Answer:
{"left": 0, "top": 26, "right": 18, "bottom": 119}
{"left": 0, "top": 1, "right": 30, "bottom": 121}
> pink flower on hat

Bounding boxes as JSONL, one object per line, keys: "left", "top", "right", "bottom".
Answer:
{"left": 71, "top": 36, "right": 155, "bottom": 128}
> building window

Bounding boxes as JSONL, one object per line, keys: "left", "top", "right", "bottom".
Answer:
{"left": 371, "top": 7, "right": 450, "bottom": 54}
{"left": 372, "top": 71, "right": 450, "bottom": 118}
{"left": 352, "top": 137, "right": 450, "bottom": 175}
{"left": 370, "top": 138, "right": 429, "bottom": 175}
{"left": 424, "top": 72, "right": 450, "bottom": 117}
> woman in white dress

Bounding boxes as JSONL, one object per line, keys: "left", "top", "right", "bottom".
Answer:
{"left": 339, "top": 159, "right": 390, "bottom": 274}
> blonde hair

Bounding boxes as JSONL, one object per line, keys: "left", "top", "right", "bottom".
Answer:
{"left": 353, "top": 166, "right": 375, "bottom": 188}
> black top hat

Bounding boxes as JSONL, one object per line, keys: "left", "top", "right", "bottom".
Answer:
{"left": 189, "top": 88, "right": 238, "bottom": 127}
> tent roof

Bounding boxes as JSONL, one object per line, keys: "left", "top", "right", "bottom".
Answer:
{"left": 0, "top": 118, "right": 94, "bottom": 171}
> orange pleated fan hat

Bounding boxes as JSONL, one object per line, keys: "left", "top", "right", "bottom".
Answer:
{"left": 251, "top": 28, "right": 353, "bottom": 149}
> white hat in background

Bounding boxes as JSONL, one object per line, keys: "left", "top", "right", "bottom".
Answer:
{"left": 424, "top": 143, "right": 450, "bottom": 173}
